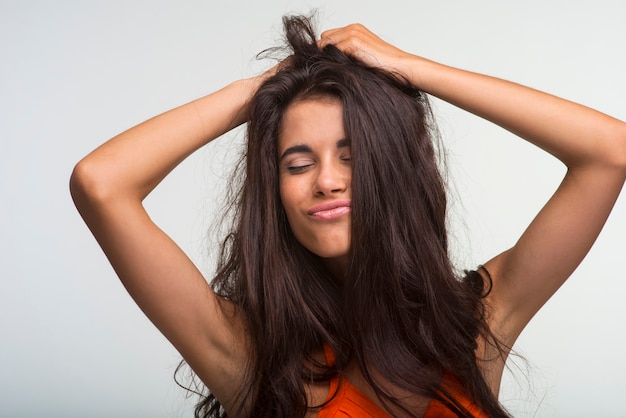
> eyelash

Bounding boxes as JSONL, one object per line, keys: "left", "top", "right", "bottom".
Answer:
{"left": 284, "top": 154, "right": 351, "bottom": 174}
{"left": 286, "top": 163, "right": 313, "bottom": 173}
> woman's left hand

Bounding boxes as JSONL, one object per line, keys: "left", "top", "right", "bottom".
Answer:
{"left": 319, "top": 24, "right": 421, "bottom": 83}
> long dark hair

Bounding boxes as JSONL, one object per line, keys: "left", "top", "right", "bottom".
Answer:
{"left": 179, "top": 15, "right": 511, "bottom": 418}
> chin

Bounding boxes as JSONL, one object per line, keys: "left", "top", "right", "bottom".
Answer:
{"left": 310, "top": 242, "right": 350, "bottom": 260}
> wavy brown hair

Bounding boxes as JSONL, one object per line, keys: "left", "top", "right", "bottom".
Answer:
{"left": 178, "top": 14, "right": 511, "bottom": 418}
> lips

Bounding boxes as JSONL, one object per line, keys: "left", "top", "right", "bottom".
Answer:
{"left": 308, "top": 200, "right": 351, "bottom": 220}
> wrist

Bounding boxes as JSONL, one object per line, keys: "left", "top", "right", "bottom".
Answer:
{"left": 396, "top": 54, "right": 441, "bottom": 93}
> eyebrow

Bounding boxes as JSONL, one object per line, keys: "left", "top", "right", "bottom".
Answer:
{"left": 279, "top": 139, "right": 350, "bottom": 162}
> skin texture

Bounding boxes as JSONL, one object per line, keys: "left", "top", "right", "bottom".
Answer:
{"left": 70, "top": 21, "right": 626, "bottom": 417}
{"left": 278, "top": 97, "right": 352, "bottom": 278}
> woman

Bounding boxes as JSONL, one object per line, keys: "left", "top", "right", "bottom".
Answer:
{"left": 70, "top": 15, "right": 626, "bottom": 417}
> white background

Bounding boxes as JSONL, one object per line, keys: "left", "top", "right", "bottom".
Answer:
{"left": 1, "top": 1, "right": 625, "bottom": 417}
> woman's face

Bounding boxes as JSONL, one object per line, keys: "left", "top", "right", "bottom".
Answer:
{"left": 277, "top": 97, "right": 352, "bottom": 276}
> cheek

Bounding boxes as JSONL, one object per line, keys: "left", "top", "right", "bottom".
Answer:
{"left": 278, "top": 178, "right": 288, "bottom": 209}
{"left": 279, "top": 178, "right": 299, "bottom": 219}
{"left": 279, "top": 178, "right": 312, "bottom": 246}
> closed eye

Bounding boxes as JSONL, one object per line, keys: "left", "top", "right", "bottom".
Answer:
{"left": 340, "top": 151, "right": 352, "bottom": 165}
{"left": 286, "top": 163, "right": 314, "bottom": 173}
{"left": 284, "top": 157, "right": 316, "bottom": 173}
{"left": 337, "top": 139, "right": 351, "bottom": 164}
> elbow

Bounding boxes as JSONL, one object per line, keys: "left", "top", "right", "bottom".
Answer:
{"left": 69, "top": 158, "right": 95, "bottom": 213}
{"left": 69, "top": 157, "right": 113, "bottom": 214}
{"left": 609, "top": 122, "right": 626, "bottom": 175}
{"left": 594, "top": 121, "right": 626, "bottom": 175}
{"left": 618, "top": 124, "right": 626, "bottom": 172}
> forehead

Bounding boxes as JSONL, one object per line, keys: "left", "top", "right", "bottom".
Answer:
{"left": 278, "top": 97, "right": 345, "bottom": 151}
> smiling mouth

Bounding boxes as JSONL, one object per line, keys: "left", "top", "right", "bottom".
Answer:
{"left": 308, "top": 200, "right": 351, "bottom": 220}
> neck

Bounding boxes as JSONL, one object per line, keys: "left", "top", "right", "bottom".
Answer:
{"left": 322, "top": 255, "right": 349, "bottom": 283}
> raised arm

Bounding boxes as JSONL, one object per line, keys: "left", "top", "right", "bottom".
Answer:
{"left": 320, "top": 24, "right": 626, "bottom": 344}
{"left": 70, "top": 77, "right": 261, "bottom": 407}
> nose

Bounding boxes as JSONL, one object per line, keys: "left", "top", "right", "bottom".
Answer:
{"left": 314, "top": 159, "right": 349, "bottom": 196}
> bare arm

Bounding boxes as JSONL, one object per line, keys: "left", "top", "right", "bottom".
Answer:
{"left": 320, "top": 24, "right": 626, "bottom": 345}
{"left": 70, "top": 77, "right": 262, "bottom": 407}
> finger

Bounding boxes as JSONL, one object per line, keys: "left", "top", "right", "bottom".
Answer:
{"left": 320, "top": 27, "right": 339, "bottom": 39}
{"left": 318, "top": 27, "right": 343, "bottom": 49}
{"left": 320, "top": 25, "right": 350, "bottom": 39}
{"left": 319, "top": 31, "right": 359, "bottom": 52}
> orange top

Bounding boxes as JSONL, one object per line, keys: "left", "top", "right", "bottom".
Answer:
{"left": 316, "top": 346, "right": 488, "bottom": 418}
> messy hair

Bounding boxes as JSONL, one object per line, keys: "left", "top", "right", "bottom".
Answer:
{"left": 181, "top": 14, "right": 510, "bottom": 418}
